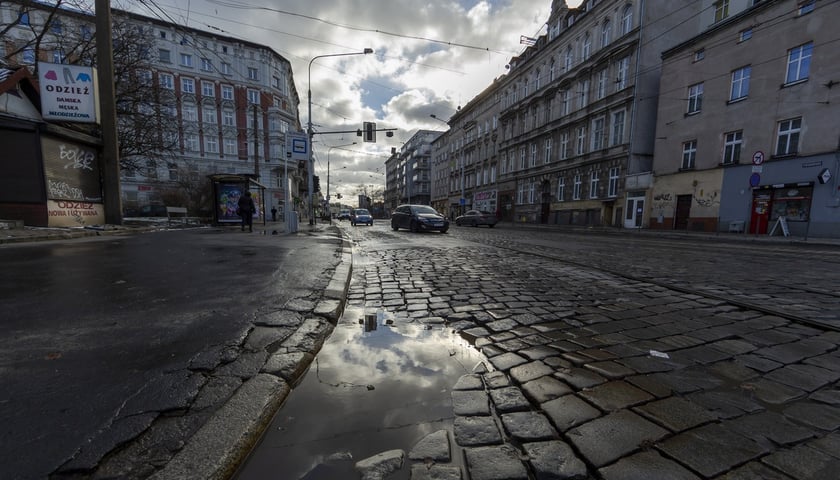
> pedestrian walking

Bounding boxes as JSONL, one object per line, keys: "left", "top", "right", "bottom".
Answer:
{"left": 271, "top": 206, "right": 278, "bottom": 222}
{"left": 238, "top": 191, "right": 256, "bottom": 232}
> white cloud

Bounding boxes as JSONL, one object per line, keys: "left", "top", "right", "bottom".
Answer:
{"left": 131, "top": 0, "right": 584, "bottom": 203}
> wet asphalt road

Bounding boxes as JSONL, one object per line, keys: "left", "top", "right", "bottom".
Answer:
{"left": 0, "top": 227, "right": 340, "bottom": 480}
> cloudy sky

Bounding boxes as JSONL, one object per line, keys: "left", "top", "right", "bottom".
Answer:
{"left": 130, "top": 0, "right": 583, "bottom": 203}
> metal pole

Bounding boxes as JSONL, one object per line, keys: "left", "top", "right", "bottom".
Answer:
{"left": 307, "top": 48, "right": 373, "bottom": 227}
{"left": 95, "top": 0, "right": 121, "bottom": 224}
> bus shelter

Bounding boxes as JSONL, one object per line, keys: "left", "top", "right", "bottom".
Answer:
{"left": 208, "top": 174, "right": 266, "bottom": 227}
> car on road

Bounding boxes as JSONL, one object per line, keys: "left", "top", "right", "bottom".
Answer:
{"left": 351, "top": 208, "right": 373, "bottom": 226}
{"left": 455, "top": 210, "right": 498, "bottom": 227}
{"left": 390, "top": 204, "right": 449, "bottom": 233}
{"left": 337, "top": 209, "right": 352, "bottom": 221}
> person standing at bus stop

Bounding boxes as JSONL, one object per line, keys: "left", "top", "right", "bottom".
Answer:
{"left": 238, "top": 191, "right": 256, "bottom": 232}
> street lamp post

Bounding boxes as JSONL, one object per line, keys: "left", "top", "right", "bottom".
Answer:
{"left": 327, "top": 142, "right": 356, "bottom": 224}
{"left": 308, "top": 48, "right": 373, "bottom": 226}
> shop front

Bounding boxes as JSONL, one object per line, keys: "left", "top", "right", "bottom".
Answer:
{"left": 749, "top": 183, "right": 813, "bottom": 235}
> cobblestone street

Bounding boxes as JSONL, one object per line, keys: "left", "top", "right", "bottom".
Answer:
{"left": 342, "top": 224, "right": 840, "bottom": 479}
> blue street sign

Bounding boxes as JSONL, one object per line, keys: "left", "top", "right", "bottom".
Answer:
{"left": 749, "top": 172, "right": 761, "bottom": 187}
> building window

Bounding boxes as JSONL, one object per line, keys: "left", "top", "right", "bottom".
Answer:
{"left": 222, "top": 109, "right": 235, "bottom": 127}
{"left": 582, "top": 33, "right": 592, "bottom": 60}
{"left": 224, "top": 138, "right": 237, "bottom": 155}
{"left": 776, "top": 117, "right": 801, "bottom": 156}
{"left": 573, "top": 174, "right": 582, "bottom": 200}
{"left": 694, "top": 49, "right": 705, "bottom": 62}
{"left": 181, "top": 78, "right": 195, "bottom": 94}
{"left": 221, "top": 85, "right": 233, "bottom": 100}
{"left": 616, "top": 56, "right": 630, "bottom": 91}
{"left": 611, "top": 110, "right": 625, "bottom": 146}
{"left": 247, "top": 89, "right": 259, "bottom": 104}
{"left": 682, "top": 140, "right": 697, "bottom": 169}
{"left": 601, "top": 20, "right": 611, "bottom": 48}
{"left": 739, "top": 28, "right": 752, "bottom": 42}
{"left": 221, "top": 62, "right": 232, "bottom": 75}
{"left": 180, "top": 53, "right": 193, "bottom": 68}
{"left": 730, "top": 66, "right": 750, "bottom": 101}
{"left": 565, "top": 46, "right": 574, "bottom": 71}
{"left": 168, "top": 163, "right": 178, "bottom": 181}
{"left": 520, "top": 147, "right": 527, "bottom": 170}
{"left": 205, "top": 136, "right": 219, "bottom": 154}
{"left": 560, "top": 132, "right": 569, "bottom": 160}
{"left": 182, "top": 104, "right": 197, "bottom": 122}
{"left": 714, "top": 0, "right": 729, "bottom": 22}
{"left": 687, "top": 83, "right": 703, "bottom": 114}
{"left": 18, "top": 12, "right": 30, "bottom": 25}
{"left": 576, "top": 126, "right": 586, "bottom": 155}
{"left": 159, "top": 49, "right": 171, "bottom": 63}
{"left": 785, "top": 42, "right": 813, "bottom": 84}
{"left": 608, "top": 167, "right": 619, "bottom": 197}
{"left": 159, "top": 73, "right": 174, "bottom": 90}
{"left": 248, "top": 67, "right": 259, "bottom": 80}
{"left": 185, "top": 134, "right": 199, "bottom": 152}
{"left": 723, "top": 130, "right": 742, "bottom": 164}
{"left": 202, "top": 107, "right": 217, "bottom": 124}
{"left": 621, "top": 5, "right": 633, "bottom": 35}
{"left": 530, "top": 143, "right": 538, "bottom": 167}
{"left": 589, "top": 171, "right": 599, "bottom": 199}
{"left": 201, "top": 58, "right": 212, "bottom": 71}
{"left": 592, "top": 116, "right": 605, "bottom": 151}
{"left": 557, "top": 176, "right": 566, "bottom": 201}
{"left": 596, "top": 69, "right": 608, "bottom": 100}
{"left": 560, "top": 90, "right": 569, "bottom": 116}
{"left": 80, "top": 25, "right": 92, "bottom": 41}
{"left": 201, "top": 81, "right": 214, "bottom": 97}
{"left": 544, "top": 138, "right": 552, "bottom": 164}
{"left": 799, "top": 0, "right": 815, "bottom": 15}
{"left": 578, "top": 79, "right": 589, "bottom": 109}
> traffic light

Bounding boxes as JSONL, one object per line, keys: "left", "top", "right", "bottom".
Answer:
{"left": 337, "top": 193, "right": 342, "bottom": 199}
{"left": 313, "top": 175, "right": 321, "bottom": 192}
{"left": 363, "top": 122, "right": 376, "bottom": 143}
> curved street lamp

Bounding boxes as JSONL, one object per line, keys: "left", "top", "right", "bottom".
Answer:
{"left": 307, "top": 48, "right": 374, "bottom": 225}
{"left": 327, "top": 142, "right": 356, "bottom": 224}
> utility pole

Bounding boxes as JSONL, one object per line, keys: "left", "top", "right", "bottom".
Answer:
{"left": 253, "top": 105, "right": 259, "bottom": 179}
{"left": 95, "top": 0, "right": 121, "bottom": 224}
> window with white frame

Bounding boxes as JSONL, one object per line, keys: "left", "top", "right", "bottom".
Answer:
{"left": 730, "top": 66, "right": 750, "bottom": 101}
{"left": 608, "top": 167, "right": 619, "bottom": 197}
{"left": 560, "top": 132, "right": 569, "bottom": 160}
{"left": 201, "top": 58, "right": 212, "bottom": 71}
{"left": 576, "top": 126, "right": 586, "bottom": 155}
{"left": 714, "top": 0, "right": 729, "bottom": 22}
{"left": 582, "top": 33, "right": 591, "bottom": 60}
{"left": 682, "top": 140, "right": 697, "bottom": 169}
{"left": 544, "top": 138, "right": 552, "bottom": 164}
{"left": 601, "top": 20, "right": 611, "bottom": 48}
{"left": 159, "top": 73, "right": 174, "bottom": 90}
{"left": 723, "top": 130, "right": 742, "bottom": 164}
{"left": 565, "top": 47, "right": 573, "bottom": 71}
{"left": 611, "top": 110, "right": 625, "bottom": 146}
{"left": 560, "top": 90, "right": 569, "bottom": 116}
{"left": 517, "top": 179, "right": 535, "bottom": 204}
{"left": 530, "top": 143, "right": 537, "bottom": 167}
{"left": 557, "top": 176, "right": 566, "bottom": 201}
{"left": 223, "top": 138, "right": 237, "bottom": 155}
{"left": 205, "top": 135, "right": 219, "bottom": 154}
{"left": 578, "top": 79, "right": 589, "bottom": 109}
{"left": 221, "top": 85, "right": 233, "bottom": 100}
{"left": 550, "top": 60, "right": 556, "bottom": 82}
{"left": 22, "top": 47, "right": 35, "bottom": 64}
{"left": 221, "top": 62, "right": 232, "bottom": 75}
{"left": 589, "top": 171, "right": 599, "bottom": 199}
{"left": 621, "top": 5, "right": 633, "bottom": 35}
{"left": 182, "top": 104, "right": 197, "bottom": 122}
{"left": 785, "top": 42, "right": 812, "bottom": 84}
{"left": 573, "top": 174, "right": 582, "bottom": 200}
{"left": 687, "top": 83, "right": 703, "bottom": 114}
{"left": 248, "top": 67, "right": 259, "bottom": 81}
{"left": 520, "top": 146, "right": 527, "bottom": 170}
{"left": 596, "top": 69, "right": 608, "bottom": 100}
{"left": 180, "top": 53, "right": 193, "bottom": 68}
{"left": 740, "top": 28, "right": 752, "bottom": 42}
{"left": 158, "top": 49, "right": 171, "bottom": 63}
{"left": 247, "top": 89, "right": 259, "bottom": 104}
{"left": 592, "top": 116, "right": 606, "bottom": 151}
{"left": 181, "top": 77, "right": 195, "bottom": 94}
{"left": 202, "top": 107, "right": 217, "bottom": 124}
{"left": 201, "top": 81, "right": 214, "bottom": 97}
{"left": 776, "top": 117, "right": 801, "bottom": 156}
{"left": 616, "top": 56, "right": 630, "bottom": 90}
{"left": 185, "top": 134, "right": 199, "bottom": 152}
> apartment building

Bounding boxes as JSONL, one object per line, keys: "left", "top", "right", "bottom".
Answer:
{"left": 385, "top": 129, "right": 439, "bottom": 209}
{"left": 1, "top": 1, "right": 302, "bottom": 218}
{"left": 651, "top": 0, "right": 839, "bottom": 238}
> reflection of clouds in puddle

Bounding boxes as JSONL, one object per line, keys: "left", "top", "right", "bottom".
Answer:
{"left": 318, "top": 322, "right": 481, "bottom": 390}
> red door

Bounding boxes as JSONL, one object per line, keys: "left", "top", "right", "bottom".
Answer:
{"left": 750, "top": 192, "right": 771, "bottom": 234}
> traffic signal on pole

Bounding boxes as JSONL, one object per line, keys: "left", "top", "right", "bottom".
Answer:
{"left": 313, "top": 175, "right": 320, "bottom": 192}
{"left": 363, "top": 122, "right": 376, "bottom": 143}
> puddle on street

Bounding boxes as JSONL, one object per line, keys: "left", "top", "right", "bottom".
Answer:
{"left": 235, "top": 307, "right": 486, "bottom": 480}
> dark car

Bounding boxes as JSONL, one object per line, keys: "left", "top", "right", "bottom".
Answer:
{"left": 391, "top": 204, "right": 449, "bottom": 233}
{"left": 455, "top": 210, "right": 498, "bottom": 227}
{"left": 351, "top": 208, "right": 373, "bottom": 226}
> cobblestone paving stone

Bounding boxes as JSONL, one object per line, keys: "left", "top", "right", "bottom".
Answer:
{"left": 344, "top": 228, "right": 840, "bottom": 479}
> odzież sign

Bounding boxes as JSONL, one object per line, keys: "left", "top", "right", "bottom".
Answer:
{"left": 38, "top": 62, "right": 98, "bottom": 123}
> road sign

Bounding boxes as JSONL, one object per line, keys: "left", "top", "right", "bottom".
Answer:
{"left": 286, "top": 132, "right": 309, "bottom": 161}
{"left": 752, "top": 151, "right": 765, "bottom": 165}
{"left": 818, "top": 168, "right": 832, "bottom": 184}
{"left": 749, "top": 172, "right": 761, "bottom": 187}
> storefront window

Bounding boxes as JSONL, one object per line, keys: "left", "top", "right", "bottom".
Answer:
{"left": 771, "top": 185, "right": 812, "bottom": 222}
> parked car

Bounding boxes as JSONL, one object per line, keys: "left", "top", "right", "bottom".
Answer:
{"left": 337, "top": 209, "right": 352, "bottom": 221}
{"left": 351, "top": 208, "right": 373, "bottom": 226}
{"left": 390, "top": 204, "right": 449, "bottom": 233}
{"left": 455, "top": 210, "right": 498, "bottom": 227}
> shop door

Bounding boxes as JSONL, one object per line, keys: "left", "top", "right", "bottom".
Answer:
{"left": 674, "top": 195, "right": 692, "bottom": 230}
{"left": 750, "top": 192, "right": 772, "bottom": 234}
{"left": 624, "top": 196, "right": 644, "bottom": 228}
